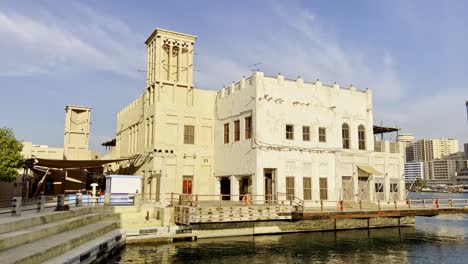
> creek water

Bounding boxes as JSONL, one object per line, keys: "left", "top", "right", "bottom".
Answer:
{"left": 113, "top": 192, "right": 468, "bottom": 264}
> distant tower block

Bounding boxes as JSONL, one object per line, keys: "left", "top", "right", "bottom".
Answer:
{"left": 63, "top": 105, "right": 92, "bottom": 160}
{"left": 398, "top": 133, "right": 415, "bottom": 162}
{"left": 145, "top": 28, "right": 197, "bottom": 87}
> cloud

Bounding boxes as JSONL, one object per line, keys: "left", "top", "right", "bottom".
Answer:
{"left": 194, "top": 2, "right": 466, "bottom": 145}
{"left": 0, "top": 3, "right": 145, "bottom": 78}
{"left": 379, "top": 88, "right": 468, "bottom": 147}
{"left": 194, "top": 4, "right": 404, "bottom": 103}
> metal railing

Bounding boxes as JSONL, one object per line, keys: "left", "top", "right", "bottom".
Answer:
{"left": 407, "top": 198, "right": 468, "bottom": 209}
{"left": 164, "top": 192, "right": 468, "bottom": 213}
{"left": 0, "top": 193, "right": 138, "bottom": 217}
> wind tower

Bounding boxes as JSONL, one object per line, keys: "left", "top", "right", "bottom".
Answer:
{"left": 63, "top": 105, "right": 92, "bottom": 160}
{"left": 144, "top": 29, "right": 197, "bottom": 103}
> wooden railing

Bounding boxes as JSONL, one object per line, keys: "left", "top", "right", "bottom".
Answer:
{"left": 166, "top": 193, "right": 299, "bottom": 208}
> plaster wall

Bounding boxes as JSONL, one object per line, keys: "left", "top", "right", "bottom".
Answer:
{"left": 214, "top": 72, "right": 404, "bottom": 202}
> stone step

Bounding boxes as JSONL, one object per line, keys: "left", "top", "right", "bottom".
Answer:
{"left": 1, "top": 220, "right": 119, "bottom": 264}
{"left": 0, "top": 213, "right": 119, "bottom": 251}
{"left": 0, "top": 208, "right": 92, "bottom": 235}
{"left": 43, "top": 229, "right": 125, "bottom": 264}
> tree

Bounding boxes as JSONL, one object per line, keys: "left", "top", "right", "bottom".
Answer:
{"left": 410, "top": 179, "right": 427, "bottom": 191}
{"left": 0, "top": 128, "right": 24, "bottom": 182}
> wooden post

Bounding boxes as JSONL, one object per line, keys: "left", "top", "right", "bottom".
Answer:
{"left": 394, "top": 200, "right": 397, "bottom": 209}
{"left": 408, "top": 198, "right": 411, "bottom": 209}
{"left": 195, "top": 194, "right": 198, "bottom": 207}
{"left": 422, "top": 199, "right": 426, "bottom": 208}
{"left": 320, "top": 200, "right": 324, "bottom": 211}
{"left": 359, "top": 200, "right": 362, "bottom": 210}
{"left": 378, "top": 200, "right": 381, "bottom": 211}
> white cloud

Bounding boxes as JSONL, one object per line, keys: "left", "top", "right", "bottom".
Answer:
{"left": 194, "top": 5, "right": 404, "bottom": 102}
{"left": 0, "top": 3, "right": 145, "bottom": 78}
{"left": 378, "top": 89, "right": 468, "bottom": 147}
{"left": 194, "top": 3, "right": 466, "bottom": 145}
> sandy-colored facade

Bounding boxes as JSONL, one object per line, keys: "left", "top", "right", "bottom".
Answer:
{"left": 109, "top": 29, "right": 216, "bottom": 202}
{"left": 108, "top": 28, "right": 405, "bottom": 204}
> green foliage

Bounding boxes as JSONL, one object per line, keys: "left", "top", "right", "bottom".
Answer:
{"left": 414, "top": 179, "right": 427, "bottom": 189}
{"left": 0, "top": 128, "right": 24, "bottom": 182}
{"left": 409, "top": 179, "right": 427, "bottom": 191}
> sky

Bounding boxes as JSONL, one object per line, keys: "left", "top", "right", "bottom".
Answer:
{"left": 0, "top": 0, "right": 467, "bottom": 153}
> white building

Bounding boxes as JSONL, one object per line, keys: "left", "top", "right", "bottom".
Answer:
{"left": 214, "top": 72, "right": 405, "bottom": 204}
{"left": 404, "top": 162, "right": 424, "bottom": 183}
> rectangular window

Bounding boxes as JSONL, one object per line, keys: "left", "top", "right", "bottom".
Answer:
{"left": 245, "top": 116, "right": 252, "bottom": 139}
{"left": 234, "top": 120, "right": 240, "bottom": 141}
{"left": 182, "top": 176, "right": 193, "bottom": 194}
{"left": 319, "top": 178, "right": 328, "bottom": 200}
{"left": 302, "top": 126, "right": 310, "bottom": 141}
{"left": 286, "top": 177, "right": 295, "bottom": 200}
{"left": 286, "top": 125, "right": 294, "bottom": 140}
{"left": 303, "top": 177, "right": 312, "bottom": 200}
{"left": 390, "top": 183, "right": 398, "bottom": 192}
{"left": 375, "top": 183, "right": 384, "bottom": 192}
{"left": 319, "top": 127, "right": 327, "bottom": 142}
{"left": 184, "top": 125, "right": 195, "bottom": 144}
{"left": 224, "top": 123, "right": 229, "bottom": 144}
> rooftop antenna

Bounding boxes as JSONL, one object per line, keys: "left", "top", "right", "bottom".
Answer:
{"left": 248, "top": 62, "right": 262, "bottom": 71}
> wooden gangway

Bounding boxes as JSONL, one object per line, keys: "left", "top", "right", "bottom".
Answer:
{"left": 168, "top": 194, "right": 295, "bottom": 225}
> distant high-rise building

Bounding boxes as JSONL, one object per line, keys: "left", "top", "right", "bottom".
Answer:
{"left": 464, "top": 143, "right": 468, "bottom": 159}
{"left": 398, "top": 133, "right": 415, "bottom": 162}
{"left": 404, "top": 161, "right": 424, "bottom": 183}
{"left": 413, "top": 138, "right": 459, "bottom": 161}
{"left": 423, "top": 159, "right": 467, "bottom": 186}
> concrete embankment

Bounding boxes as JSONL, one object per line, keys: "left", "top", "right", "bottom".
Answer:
{"left": 177, "top": 216, "right": 415, "bottom": 239}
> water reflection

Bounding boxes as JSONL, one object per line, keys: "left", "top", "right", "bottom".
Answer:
{"left": 115, "top": 193, "right": 468, "bottom": 264}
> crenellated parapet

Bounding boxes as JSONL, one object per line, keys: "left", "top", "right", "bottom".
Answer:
{"left": 216, "top": 71, "right": 372, "bottom": 111}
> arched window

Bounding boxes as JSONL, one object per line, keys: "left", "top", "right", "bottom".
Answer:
{"left": 342, "top": 123, "right": 350, "bottom": 149}
{"left": 358, "top": 125, "right": 366, "bottom": 150}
